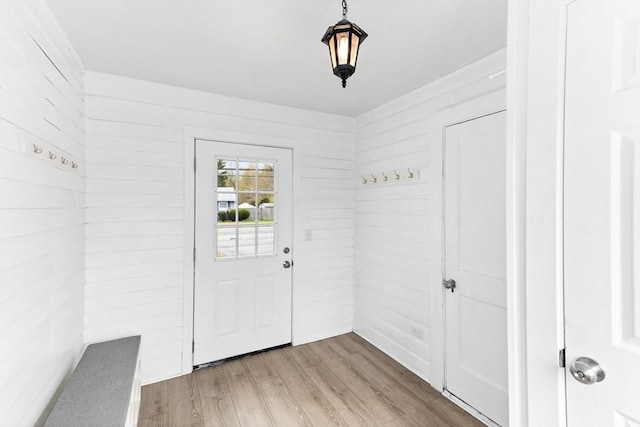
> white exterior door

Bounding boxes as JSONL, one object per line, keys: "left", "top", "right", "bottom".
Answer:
{"left": 564, "top": 1, "right": 640, "bottom": 425}
{"left": 193, "top": 140, "right": 293, "bottom": 366}
{"left": 444, "top": 111, "right": 508, "bottom": 426}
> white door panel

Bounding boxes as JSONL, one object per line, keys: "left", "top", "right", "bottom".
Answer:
{"left": 193, "top": 140, "right": 293, "bottom": 366}
{"left": 444, "top": 111, "right": 508, "bottom": 427}
{"left": 564, "top": 1, "right": 640, "bottom": 425}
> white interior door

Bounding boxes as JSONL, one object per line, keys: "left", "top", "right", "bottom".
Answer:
{"left": 564, "top": 1, "right": 640, "bottom": 425}
{"left": 444, "top": 111, "right": 508, "bottom": 426}
{"left": 193, "top": 140, "right": 293, "bottom": 366}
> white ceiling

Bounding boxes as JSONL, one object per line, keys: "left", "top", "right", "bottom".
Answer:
{"left": 46, "top": 0, "right": 507, "bottom": 117}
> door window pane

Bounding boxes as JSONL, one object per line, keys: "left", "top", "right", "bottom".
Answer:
{"left": 237, "top": 192, "right": 256, "bottom": 207}
{"left": 258, "top": 193, "right": 275, "bottom": 222}
{"left": 216, "top": 222, "right": 235, "bottom": 258}
{"left": 218, "top": 159, "right": 236, "bottom": 188}
{"left": 238, "top": 161, "right": 256, "bottom": 193}
{"left": 258, "top": 162, "right": 275, "bottom": 191}
{"left": 216, "top": 157, "right": 277, "bottom": 260}
{"left": 237, "top": 224, "right": 257, "bottom": 257}
{"left": 257, "top": 224, "right": 275, "bottom": 255}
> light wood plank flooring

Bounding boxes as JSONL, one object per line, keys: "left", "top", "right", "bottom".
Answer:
{"left": 137, "top": 333, "right": 484, "bottom": 427}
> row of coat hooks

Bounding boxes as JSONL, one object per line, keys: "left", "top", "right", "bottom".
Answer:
{"left": 361, "top": 168, "right": 420, "bottom": 185}
{"left": 19, "top": 134, "right": 81, "bottom": 174}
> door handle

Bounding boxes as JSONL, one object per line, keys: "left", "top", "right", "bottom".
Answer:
{"left": 283, "top": 261, "right": 291, "bottom": 269}
{"left": 569, "top": 357, "right": 605, "bottom": 385}
{"left": 443, "top": 279, "right": 456, "bottom": 293}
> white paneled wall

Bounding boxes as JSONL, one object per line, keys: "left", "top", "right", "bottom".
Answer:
{"left": 353, "top": 50, "right": 506, "bottom": 382}
{"left": 83, "top": 72, "right": 355, "bottom": 384}
{"left": 0, "top": 2, "right": 85, "bottom": 426}
{"left": 0, "top": 3, "right": 508, "bottom": 421}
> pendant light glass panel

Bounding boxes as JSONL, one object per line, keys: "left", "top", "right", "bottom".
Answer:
{"left": 349, "top": 33, "right": 360, "bottom": 67}
{"left": 336, "top": 31, "right": 349, "bottom": 64}
{"left": 328, "top": 35, "right": 337, "bottom": 68}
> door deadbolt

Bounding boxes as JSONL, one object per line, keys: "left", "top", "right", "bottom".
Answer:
{"left": 283, "top": 247, "right": 290, "bottom": 254}
{"left": 569, "top": 357, "right": 605, "bottom": 385}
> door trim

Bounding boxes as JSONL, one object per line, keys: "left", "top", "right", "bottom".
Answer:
{"left": 440, "top": 109, "right": 507, "bottom": 424}
{"left": 441, "top": 107, "right": 506, "bottom": 374}
{"left": 505, "top": 1, "right": 571, "bottom": 426}
{"left": 426, "top": 87, "right": 506, "bottom": 394}
{"left": 182, "top": 127, "right": 301, "bottom": 376}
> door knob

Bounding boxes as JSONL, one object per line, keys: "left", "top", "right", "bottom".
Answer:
{"left": 569, "top": 357, "right": 605, "bottom": 385}
{"left": 283, "top": 261, "right": 291, "bottom": 269}
{"left": 443, "top": 279, "right": 456, "bottom": 293}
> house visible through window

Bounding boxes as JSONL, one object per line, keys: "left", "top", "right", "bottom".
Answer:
{"left": 216, "top": 158, "right": 276, "bottom": 259}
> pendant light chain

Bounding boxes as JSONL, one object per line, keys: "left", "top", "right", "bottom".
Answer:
{"left": 342, "top": 0, "right": 348, "bottom": 19}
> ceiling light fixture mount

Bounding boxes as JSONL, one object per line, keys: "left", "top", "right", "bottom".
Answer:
{"left": 321, "top": 0, "right": 367, "bottom": 88}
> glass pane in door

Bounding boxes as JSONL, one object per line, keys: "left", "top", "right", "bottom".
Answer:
{"left": 215, "top": 157, "right": 277, "bottom": 260}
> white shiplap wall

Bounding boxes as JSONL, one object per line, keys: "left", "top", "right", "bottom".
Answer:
{"left": 83, "top": 72, "right": 355, "bottom": 384}
{"left": 0, "top": 3, "right": 506, "bottom": 416}
{"left": 0, "top": 2, "right": 86, "bottom": 426}
{"left": 353, "top": 50, "right": 507, "bottom": 382}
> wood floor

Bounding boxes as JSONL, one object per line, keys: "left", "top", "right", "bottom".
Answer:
{"left": 137, "top": 333, "right": 485, "bottom": 427}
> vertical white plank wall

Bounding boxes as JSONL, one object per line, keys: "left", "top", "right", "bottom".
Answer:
{"left": 0, "top": 2, "right": 86, "bottom": 426}
{"left": 353, "top": 50, "right": 506, "bottom": 382}
{"left": 83, "top": 72, "right": 355, "bottom": 384}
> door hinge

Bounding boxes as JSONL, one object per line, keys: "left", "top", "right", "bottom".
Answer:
{"left": 192, "top": 340, "right": 195, "bottom": 353}
{"left": 193, "top": 247, "right": 196, "bottom": 262}
{"left": 194, "top": 157, "right": 196, "bottom": 171}
{"left": 559, "top": 348, "right": 566, "bottom": 368}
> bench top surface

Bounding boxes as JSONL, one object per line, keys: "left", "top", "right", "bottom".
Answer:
{"left": 44, "top": 335, "right": 141, "bottom": 427}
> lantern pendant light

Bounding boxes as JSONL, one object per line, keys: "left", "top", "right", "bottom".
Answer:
{"left": 321, "top": 0, "right": 368, "bottom": 88}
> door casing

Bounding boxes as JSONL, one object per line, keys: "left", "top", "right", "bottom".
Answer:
{"left": 506, "top": 1, "right": 573, "bottom": 426}
{"left": 193, "top": 139, "right": 293, "bottom": 366}
{"left": 442, "top": 110, "right": 508, "bottom": 427}
{"left": 424, "top": 87, "right": 507, "bottom": 395}
{"left": 182, "top": 127, "right": 301, "bottom": 375}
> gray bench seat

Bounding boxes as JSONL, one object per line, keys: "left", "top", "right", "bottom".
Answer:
{"left": 44, "top": 336, "right": 141, "bottom": 427}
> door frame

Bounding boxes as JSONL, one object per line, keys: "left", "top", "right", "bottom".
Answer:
{"left": 427, "top": 88, "right": 506, "bottom": 391}
{"left": 506, "top": 1, "right": 572, "bottom": 426}
{"left": 441, "top": 109, "right": 507, "bottom": 427}
{"left": 181, "top": 127, "right": 301, "bottom": 375}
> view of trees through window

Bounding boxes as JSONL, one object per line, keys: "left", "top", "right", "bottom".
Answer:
{"left": 216, "top": 158, "right": 276, "bottom": 259}
{"left": 217, "top": 159, "right": 274, "bottom": 205}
